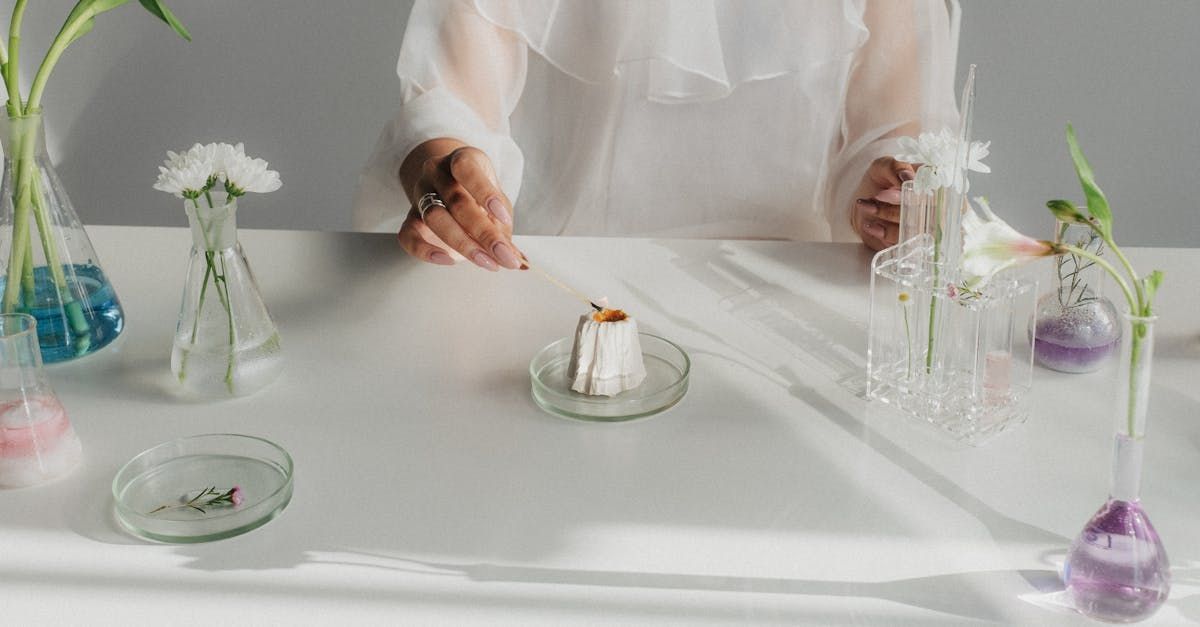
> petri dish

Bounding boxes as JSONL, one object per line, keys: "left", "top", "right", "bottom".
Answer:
{"left": 530, "top": 333, "right": 689, "bottom": 422}
{"left": 113, "top": 433, "right": 293, "bottom": 543}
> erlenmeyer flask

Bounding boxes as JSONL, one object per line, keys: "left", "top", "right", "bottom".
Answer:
{"left": 0, "top": 112, "right": 125, "bottom": 362}
{"left": 0, "top": 313, "right": 82, "bottom": 488}
{"left": 170, "top": 194, "right": 282, "bottom": 397}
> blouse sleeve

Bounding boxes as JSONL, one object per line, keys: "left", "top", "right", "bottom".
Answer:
{"left": 824, "top": 0, "right": 960, "bottom": 242}
{"left": 353, "top": 0, "right": 528, "bottom": 232}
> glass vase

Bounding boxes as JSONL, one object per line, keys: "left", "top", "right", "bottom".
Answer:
{"left": 0, "top": 313, "right": 82, "bottom": 488}
{"left": 1031, "top": 219, "right": 1120, "bottom": 373}
{"left": 0, "top": 112, "right": 124, "bottom": 362}
{"left": 170, "top": 195, "right": 282, "bottom": 397}
{"left": 1064, "top": 313, "right": 1169, "bottom": 622}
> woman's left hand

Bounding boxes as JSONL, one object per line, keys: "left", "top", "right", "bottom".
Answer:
{"left": 852, "top": 157, "right": 917, "bottom": 251}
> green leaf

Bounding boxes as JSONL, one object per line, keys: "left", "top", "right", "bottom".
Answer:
{"left": 1046, "top": 199, "right": 1089, "bottom": 225}
{"left": 1140, "top": 269, "right": 1164, "bottom": 315}
{"left": 138, "top": 0, "right": 192, "bottom": 41}
{"left": 1065, "top": 124, "right": 1113, "bottom": 237}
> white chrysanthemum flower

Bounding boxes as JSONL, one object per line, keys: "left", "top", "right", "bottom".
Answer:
{"left": 961, "top": 197, "right": 1058, "bottom": 290}
{"left": 212, "top": 142, "right": 246, "bottom": 177}
{"left": 223, "top": 152, "right": 281, "bottom": 196}
{"left": 895, "top": 128, "right": 991, "bottom": 193}
{"left": 154, "top": 152, "right": 215, "bottom": 199}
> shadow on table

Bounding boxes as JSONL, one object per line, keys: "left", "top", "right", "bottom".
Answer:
{"left": 632, "top": 240, "right": 1067, "bottom": 548}
{"left": 149, "top": 543, "right": 1067, "bottom": 624}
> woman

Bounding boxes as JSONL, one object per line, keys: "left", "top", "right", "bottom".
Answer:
{"left": 354, "top": 0, "right": 960, "bottom": 269}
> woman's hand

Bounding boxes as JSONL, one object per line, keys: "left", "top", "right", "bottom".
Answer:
{"left": 397, "top": 138, "right": 522, "bottom": 271}
{"left": 851, "top": 157, "right": 917, "bottom": 251}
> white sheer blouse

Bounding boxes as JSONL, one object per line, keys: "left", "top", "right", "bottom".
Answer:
{"left": 354, "top": 0, "right": 960, "bottom": 241}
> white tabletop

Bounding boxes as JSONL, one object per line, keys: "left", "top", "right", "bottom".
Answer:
{"left": 2, "top": 226, "right": 1198, "bottom": 626}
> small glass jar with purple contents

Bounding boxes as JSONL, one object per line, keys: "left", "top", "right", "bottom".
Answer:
{"left": 1030, "top": 218, "right": 1121, "bottom": 373}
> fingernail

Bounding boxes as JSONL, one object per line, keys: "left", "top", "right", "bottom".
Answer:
{"left": 470, "top": 250, "right": 499, "bottom": 272}
{"left": 875, "top": 189, "right": 902, "bottom": 204}
{"left": 865, "top": 222, "right": 886, "bottom": 238}
{"left": 487, "top": 198, "right": 512, "bottom": 225}
{"left": 491, "top": 241, "right": 522, "bottom": 269}
{"left": 428, "top": 251, "right": 455, "bottom": 266}
{"left": 899, "top": 170, "right": 914, "bottom": 182}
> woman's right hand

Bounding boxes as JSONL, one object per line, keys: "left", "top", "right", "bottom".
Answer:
{"left": 397, "top": 139, "right": 523, "bottom": 271}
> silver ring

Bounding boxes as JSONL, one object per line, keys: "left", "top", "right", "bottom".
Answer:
{"left": 417, "top": 192, "right": 446, "bottom": 220}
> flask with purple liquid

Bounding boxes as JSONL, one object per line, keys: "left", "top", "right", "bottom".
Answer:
{"left": 1032, "top": 219, "right": 1120, "bottom": 373}
{"left": 1063, "top": 313, "right": 1169, "bottom": 622}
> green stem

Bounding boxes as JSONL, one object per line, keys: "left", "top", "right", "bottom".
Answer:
{"left": 5, "top": 0, "right": 27, "bottom": 112}
{"left": 218, "top": 253, "right": 235, "bottom": 393}
{"left": 1126, "top": 323, "right": 1144, "bottom": 438}
{"left": 902, "top": 301, "right": 912, "bottom": 380}
{"left": 31, "top": 173, "right": 89, "bottom": 342}
{"left": 1060, "top": 244, "right": 1136, "bottom": 316}
{"left": 1108, "top": 243, "right": 1146, "bottom": 314}
{"left": 25, "top": 3, "right": 92, "bottom": 112}
{"left": 924, "top": 188, "right": 947, "bottom": 373}
{"left": 3, "top": 114, "right": 38, "bottom": 314}
{"left": 19, "top": 220, "right": 33, "bottom": 306}
{"left": 1060, "top": 242, "right": 1145, "bottom": 438}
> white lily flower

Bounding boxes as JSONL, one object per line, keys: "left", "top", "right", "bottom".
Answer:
{"left": 961, "top": 197, "right": 1058, "bottom": 290}
{"left": 223, "top": 152, "right": 281, "bottom": 195}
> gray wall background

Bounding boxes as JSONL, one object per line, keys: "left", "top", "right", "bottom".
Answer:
{"left": 9, "top": 0, "right": 1200, "bottom": 246}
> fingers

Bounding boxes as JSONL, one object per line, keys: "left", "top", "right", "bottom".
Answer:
{"left": 417, "top": 188, "right": 501, "bottom": 272}
{"left": 857, "top": 197, "right": 900, "bottom": 223}
{"left": 448, "top": 147, "right": 513, "bottom": 228}
{"left": 398, "top": 207, "right": 456, "bottom": 266}
{"left": 868, "top": 156, "right": 915, "bottom": 189}
{"left": 428, "top": 157, "right": 522, "bottom": 270}
{"left": 861, "top": 215, "right": 899, "bottom": 249}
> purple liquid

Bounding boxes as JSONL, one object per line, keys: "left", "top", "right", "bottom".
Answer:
{"left": 1034, "top": 336, "right": 1117, "bottom": 373}
{"left": 1032, "top": 295, "right": 1120, "bottom": 373}
{"left": 1064, "top": 499, "right": 1170, "bottom": 622}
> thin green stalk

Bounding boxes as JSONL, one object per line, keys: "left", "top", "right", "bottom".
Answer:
{"left": 31, "top": 173, "right": 89, "bottom": 343}
{"left": 217, "top": 253, "right": 236, "bottom": 392}
{"left": 1060, "top": 242, "right": 1144, "bottom": 437}
{"left": 1059, "top": 244, "right": 1136, "bottom": 317}
{"left": 25, "top": 3, "right": 92, "bottom": 112}
{"left": 1126, "top": 325, "right": 1144, "bottom": 438}
{"left": 925, "top": 187, "right": 947, "bottom": 373}
{"left": 2, "top": 115, "right": 38, "bottom": 313}
{"left": 20, "top": 220, "right": 33, "bottom": 305}
{"left": 1108, "top": 243, "right": 1147, "bottom": 314}
{"left": 182, "top": 197, "right": 237, "bottom": 393}
{"left": 902, "top": 299, "right": 912, "bottom": 380}
{"left": 5, "top": 0, "right": 28, "bottom": 111}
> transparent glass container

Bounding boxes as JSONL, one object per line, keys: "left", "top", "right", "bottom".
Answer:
{"left": 0, "top": 313, "right": 82, "bottom": 488}
{"left": 1031, "top": 219, "right": 1121, "bottom": 373}
{"left": 867, "top": 235, "right": 1037, "bottom": 444}
{"left": 170, "top": 195, "right": 282, "bottom": 397}
{"left": 0, "top": 112, "right": 124, "bottom": 362}
{"left": 1064, "top": 313, "right": 1169, "bottom": 622}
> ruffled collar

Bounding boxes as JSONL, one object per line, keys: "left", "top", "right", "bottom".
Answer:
{"left": 473, "top": 0, "right": 870, "bottom": 103}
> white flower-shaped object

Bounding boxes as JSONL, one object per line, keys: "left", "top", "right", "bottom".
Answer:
{"left": 212, "top": 142, "right": 246, "bottom": 177}
{"left": 223, "top": 152, "right": 281, "bottom": 196}
{"left": 961, "top": 197, "right": 1058, "bottom": 290}
{"left": 895, "top": 128, "right": 991, "bottom": 193}
{"left": 153, "top": 151, "right": 215, "bottom": 199}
